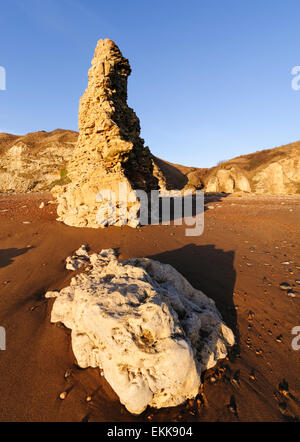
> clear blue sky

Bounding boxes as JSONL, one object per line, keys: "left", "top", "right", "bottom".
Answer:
{"left": 1, "top": 0, "right": 300, "bottom": 167}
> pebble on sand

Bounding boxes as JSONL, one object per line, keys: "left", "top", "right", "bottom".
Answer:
{"left": 279, "top": 282, "right": 292, "bottom": 291}
{"left": 59, "top": 391, "right": 67, "bottom": 400}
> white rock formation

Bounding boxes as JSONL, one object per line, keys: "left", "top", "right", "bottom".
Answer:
{"left": 46, "top": 248, "right": 234, "bottom": 415}
{"left": 65, "top": 245, "right": 90, "bottom": 270}
{"left": 206, "top": 168, "right": 251, "bottom": 193}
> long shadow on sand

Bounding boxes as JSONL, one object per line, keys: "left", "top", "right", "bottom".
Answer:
{"left": 147, "top": 243, "right": 239, "bottom": 349}
{"left": 0, "top": 247, "right": 34, "bottom": 269}
{"left": 147, "top": 192, "right": 230, "bottom": 226}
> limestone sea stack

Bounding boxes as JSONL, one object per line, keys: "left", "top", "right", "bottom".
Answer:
{"left": 54, "top": 39, "right": 159, "bottom": 228}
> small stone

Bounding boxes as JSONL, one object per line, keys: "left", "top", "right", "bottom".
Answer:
{"left": 249, "top": 373, "right": 255, "bottom": 381}
{"left": 279, "top": 402, "right": 287, "bottom": 413}
{"left": 228, "top": 395, "right": 237, "bottom": 415}
{"left": 64, "top": 369, "right": 72, "bottom": 379}
{"left": 59, "top": 391, "right": 67, "bottom": 400}
{"left": 248, "top": 311, "right": 255, "bottom": 321}
{"left": 279, "top": 379, "right": 289, "bottom": 395}
{"left": 86, "top": 396, "right": 92, "bottom": 402}
{"left": 279, "top": 282, "right": 292, "bottom": 291}
{"left": 232, "top": 370, "right": 240, "bottom": 387}
{"left": 39, "top": 202, "right": 45, "bottom": 209}
{"left": 287, "top": 290, "right": 296, "bottom": 298}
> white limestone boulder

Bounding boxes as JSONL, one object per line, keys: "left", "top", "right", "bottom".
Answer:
{"left": 46, "top": 249, "right": 234, "bottom": 414}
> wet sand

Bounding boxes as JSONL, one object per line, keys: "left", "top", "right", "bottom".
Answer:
{"left": 0, "top": 192, "right": 299, "bottom": 422}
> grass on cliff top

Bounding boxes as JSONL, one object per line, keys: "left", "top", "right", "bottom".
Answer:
{"left": 47, "top": 168, "right": 71, "bottom": 190}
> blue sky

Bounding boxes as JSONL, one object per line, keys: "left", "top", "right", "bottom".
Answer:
{"left": 1, "top": 0, "right": 300, "bottom": 167}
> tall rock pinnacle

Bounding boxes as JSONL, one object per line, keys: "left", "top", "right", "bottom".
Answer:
{"left": 54, "top": 39, "right": 159, "bottom": 227}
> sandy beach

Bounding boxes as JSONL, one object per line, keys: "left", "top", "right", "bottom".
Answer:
{"left": 0, "top": 192, "right": 299, "bottom": 422}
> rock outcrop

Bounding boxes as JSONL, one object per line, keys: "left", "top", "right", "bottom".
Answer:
{"left": 0, "top": 130, "right": 77, "bottom": 192}
{"left": 54, "top": 39, "right": 159, "bottom": 228}
{"left": 205, "top": 142, "right": 300, "bottom": 194}
{"left": 46, "top": 248, "right": 234, "bottom": 415}
{"left": 206, "top": 167, "right": 251, "bottom": 193}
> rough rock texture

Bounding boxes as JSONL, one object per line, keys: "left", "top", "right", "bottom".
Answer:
{"left": 205, "top": 142, "right": 300, "bottom": 194}
{"left": 54, "top": 39, "right": 159, "bottom": 228}
{"left": 0, "top": 130, "right": 77, "bottom": 192}
{"left": 206, "top": 168, "right": 251, "bottom": 193}
{"left": 46, "top": 248, "right": 234, "bottom": 415}
{"left": 1, "top": 125, "right": 300, "bottom": 196}
{"left": 65, "top": 245, "right": 90, "bottom": 270}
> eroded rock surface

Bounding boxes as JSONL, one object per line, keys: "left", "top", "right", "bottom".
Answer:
{"left": 65, "top": 245, "right": 90, "bottom": 270}
{"left": 0, "top": 130, "right": 77, "bottom": 192}
{"left": 54, "top": 39, "right": 159, "bottom": 228}
{"left": 46, "top": 248, "right": 234, "bottom": 414}
{"left": 206, "top": 143, "right": 300, "bottom": 194}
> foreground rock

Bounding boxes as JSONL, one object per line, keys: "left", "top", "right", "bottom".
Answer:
{"left": 54, "top": 39, "right": 159, "bottom": 228}
{"left": 46, "top": 248, "right": 234, "bottom": 414}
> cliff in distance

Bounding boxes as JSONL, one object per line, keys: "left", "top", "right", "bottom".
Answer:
{"left": 1, "top": 128, "right": 300, "bottom": 195}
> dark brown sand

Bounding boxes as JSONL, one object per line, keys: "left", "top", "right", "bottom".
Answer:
{"left": 0, "top": 192, "right": 299, "bottom": 422}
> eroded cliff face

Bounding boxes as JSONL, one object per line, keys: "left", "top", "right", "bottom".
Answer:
{"left": 54, "top": 39, "right": 159, "bottom": 228}
{"left": 0, "top": 130, "right": 77, "bottom": 192}
{"left": 205, "top": 142, "right": 300, "bottom": 195}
